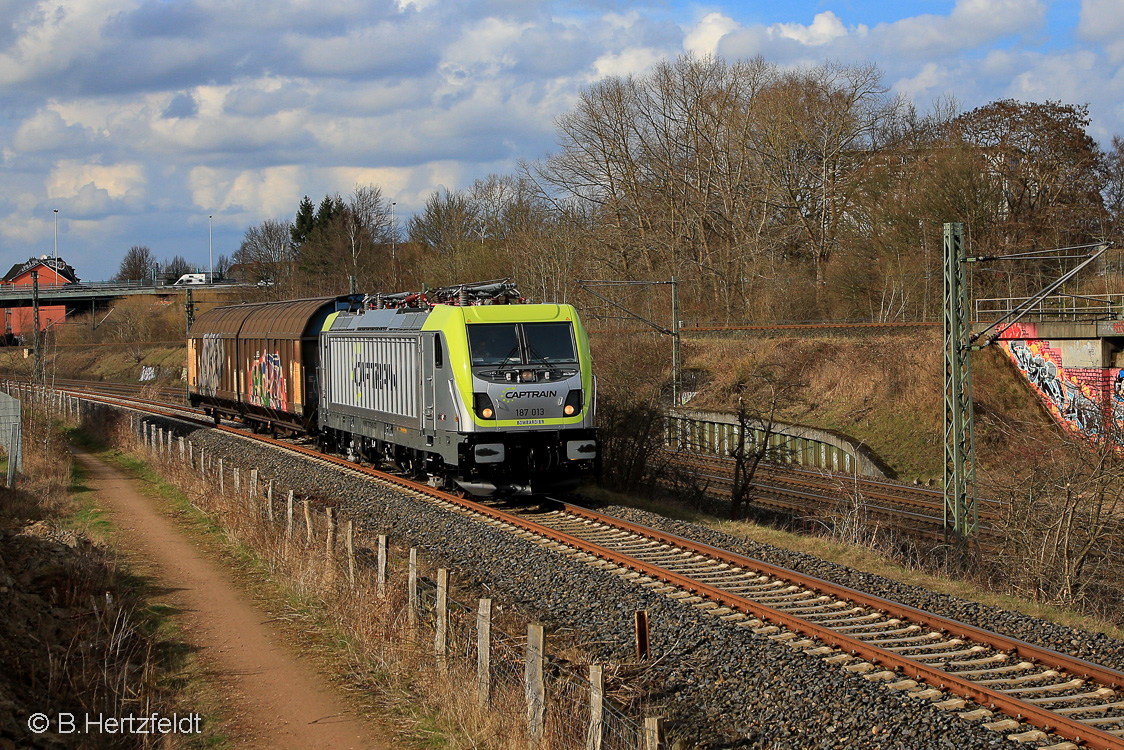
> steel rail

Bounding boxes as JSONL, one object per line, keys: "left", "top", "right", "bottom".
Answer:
{"left": 52, "top": 386, "right": 1124, "bottom": 749}
{"left": 552, "top": 502, "right": 1124, "bottom": 746}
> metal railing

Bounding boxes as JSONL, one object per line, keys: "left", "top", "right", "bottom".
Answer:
{"left": 975, "top": 294, "right": 1124, "bottom": 323}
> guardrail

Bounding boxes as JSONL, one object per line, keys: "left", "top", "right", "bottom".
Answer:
{"left": 664, "top": 409, "right": 887, "bottom": 478}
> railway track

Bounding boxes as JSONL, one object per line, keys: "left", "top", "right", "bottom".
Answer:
{"left": 48, "top": 377, "right": 187, "bottom": 405}
{"left": 29, "top": 382, "right": 1124, "bottom": 749}
{"left": 660, "top": 449, "right": 1007, "bottom": 545}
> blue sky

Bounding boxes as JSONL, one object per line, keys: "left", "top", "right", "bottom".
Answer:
{"left": 2, "top": 0, "right": 1123, "bottom": 280}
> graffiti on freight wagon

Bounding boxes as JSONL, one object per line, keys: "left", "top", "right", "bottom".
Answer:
{"left": 197, "top": 334, "right": 224, "bottom": 398}
{"left": 249, "top": 351, "right": 288, "bottom": 411}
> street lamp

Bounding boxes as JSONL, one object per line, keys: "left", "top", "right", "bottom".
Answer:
{"left": 53, "top": 209, "right": 58, "bottom": 280}
{"left": 208, "top": 214, "right": 213, "bottom": 283}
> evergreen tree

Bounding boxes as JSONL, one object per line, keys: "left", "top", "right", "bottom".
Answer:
{"left": 291, "top": 195, "right": 316, "bottom": 246}
{"left": 313, "top": 194, "right": 344, "bottom": 232}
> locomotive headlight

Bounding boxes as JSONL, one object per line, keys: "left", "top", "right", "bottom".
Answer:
{"left": 474, "top": 393, "right": 497, "bottom": 420}
{"left": 563, "top": 389, "right": 582, "bottom": 416}
{"left": 520, "top": 369, "right": 535, "bottom": 382}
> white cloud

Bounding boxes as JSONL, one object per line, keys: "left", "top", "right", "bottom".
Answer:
{"left": 893, "top": 62, "right": 952, "bottom": 101}
{"left": 0, "top": 211, "right": 50, "bottom": 244}
{"left": 684, "top": 12, "right": 739, "bottom": 57}
{"left": 48, "top": 159, "right": 145, "bottom": 202}
{"left": 770, "top": 12, "right": 859, "bottom": 47}
{"left": 591, "top": 47, "right": 665, "bottom": 79}
{"left": 188, "top": 165, "right": 305, "bottom": 219}
{"left": 439, "top": 17, "right": 533, "bottom": 85}
{"left": 0, "top": 0, "right": 136, "bottom": 86}
{"left": 1079, "top": 0, "right": 1124, "bottom": 62}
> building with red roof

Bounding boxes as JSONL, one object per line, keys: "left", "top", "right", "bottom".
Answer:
{"left": 2, "top": 256, "right": 78, "bottom": 339}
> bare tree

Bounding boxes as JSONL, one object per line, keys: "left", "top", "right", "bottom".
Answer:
{"left": 727, "top": 360, "right": 813, "bottom": 519}
{"left": 235, "top": 219, "right": 294, "bottom": 285}
{"left": 989, "top": 424, "right": 1124, "bottom": 616}
{"left": 214, "top": 254, "right": 232, "bottom": 279}
{"left": 115, "top": 246, "right": 156, "bottom": 282}
{"left": 161, "top": 255, "right": 192, "bottom": 282}
{"left": 342, "top": 184, "right": 395, "bottom": 283}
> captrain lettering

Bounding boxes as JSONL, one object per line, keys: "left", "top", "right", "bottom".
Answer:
{"left": 353, "top": 362, "right": 398, "bottom": 390}
{"left": 504, "top": 390, "right": 558, "bottom": 399}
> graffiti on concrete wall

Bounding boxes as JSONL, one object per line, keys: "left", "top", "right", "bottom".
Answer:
{"left": 249, "top": 350, "right": 288, "bottom": 411}
{"left": 999, "top": 335, "right": 1122, "bottom": 438}
{"left": 197, "top": 334, "right": 224, "bottom": 397}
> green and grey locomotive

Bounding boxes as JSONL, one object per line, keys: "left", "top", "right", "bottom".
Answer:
{"left": 187, "top": 282, "right": 598, "bottom": 495}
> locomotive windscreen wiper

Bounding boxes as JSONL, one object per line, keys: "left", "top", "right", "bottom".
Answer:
{"left": 496, "top": 345, "right": 521, "bottom": 369}
{"left": 524, "top": 342, "right": 557, "bottom": 370}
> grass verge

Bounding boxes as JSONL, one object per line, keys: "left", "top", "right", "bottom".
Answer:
{"left": 589, "top": 484, "right": 1124, "bottom": 641}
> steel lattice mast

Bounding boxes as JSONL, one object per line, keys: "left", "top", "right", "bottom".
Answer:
{"left": 942, "top": 222, "right": 978, "bottom": 544}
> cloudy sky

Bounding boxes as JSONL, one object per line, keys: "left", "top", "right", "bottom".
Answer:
{"left": 2, "top": 0, "right": 1123, "bottom": 280}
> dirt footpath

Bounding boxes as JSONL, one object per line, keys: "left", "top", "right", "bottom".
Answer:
{"left": 71, "top": 446, "right": 393, "bottom": 749}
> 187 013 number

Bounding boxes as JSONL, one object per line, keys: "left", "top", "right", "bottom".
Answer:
{"left": 516, "top": 408, "right": 545, "bottom": 417}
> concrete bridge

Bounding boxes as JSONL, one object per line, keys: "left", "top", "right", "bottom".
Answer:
{"left": 0, "top": 280, "right": 245, "bottom": 308}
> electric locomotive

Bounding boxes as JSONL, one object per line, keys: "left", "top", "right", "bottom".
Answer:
{"left": 186, "top": 281, "right": 599, "bottom": 495}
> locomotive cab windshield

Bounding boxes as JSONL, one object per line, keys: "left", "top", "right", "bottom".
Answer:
{"left": 468, "top": 322, "right": 578, "bottom": 367}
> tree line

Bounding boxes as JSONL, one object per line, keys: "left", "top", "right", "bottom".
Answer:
{"left": 115, "top": 245, "right": 230, "bottom": 284}
{"left": 225, "top": 54, "right": 1124, "bottom": 322}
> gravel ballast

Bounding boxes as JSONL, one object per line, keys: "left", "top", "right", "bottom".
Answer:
{"left": 125, "top": 411, "right": 1123, "bottom": 749}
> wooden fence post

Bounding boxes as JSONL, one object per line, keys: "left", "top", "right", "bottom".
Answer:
{"left": 586, "top": 664, "right": 604, "bottom": 750}
{"left": 407, "top": 548, "right": 418, "bottom": 631}
{"left": 525, "top": 623, "right": 545, "bottom": 748}
{"left": 435, "top": 568, "right": 448, "bottom": 673}
{"left": 188, "top": 440, "right": 193, "bottom": 467}
{"left": 266, "top": 480, "right": 274, "bottom": 522}
{"left": 346, "top": 520, "right": 356, "bottom": 585}
{"left": 179, "top": 436, "right": 185, "bottom": 462}
{"left": 377, "top": 535, "right": 387, "bottom": 596}
{"left": 325, "top": 507, "right": 335, "bottom": 559}
{"left": 477, "top": 598, "right": 492, "bottom": 707}
{"left": 233, "top": 467, "right": 240, "bottom": 495}
{"left": 643, "top": 718, "right": 665, "bottom": 750}
{"left": 635, "top": 610, "right": 650, "bottom": 662}
{"left": 249, "top": 468, "right": 258, "bottom": 500}
{"left": 219, "top": 458, "right": 224, "bottom": 495}
{"left": 304, "top": 500, "right": 313, "bottom": 544}
{"left": 286, "top": 491, "right": 294, "bottom": 537}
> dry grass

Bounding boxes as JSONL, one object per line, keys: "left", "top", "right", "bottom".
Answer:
{"left": 676, "top": 332, "right": 1057, "bottom": 482}
{"left": 0, "top": 390, "right": 201, "bottom": 749}
{"left": 708, "top": 517, "right": 1124, "bottom": 641}
{"left": 102, "top": 414, "right": 649, "bottom": 750}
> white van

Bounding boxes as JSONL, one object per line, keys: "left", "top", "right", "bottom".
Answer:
{"left": 173, "top": 273, "right": 208, "bottom": 286}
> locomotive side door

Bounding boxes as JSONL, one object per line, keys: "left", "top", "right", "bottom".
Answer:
{"left": 422, "top": 333, "right": 437, "bottom": 435}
